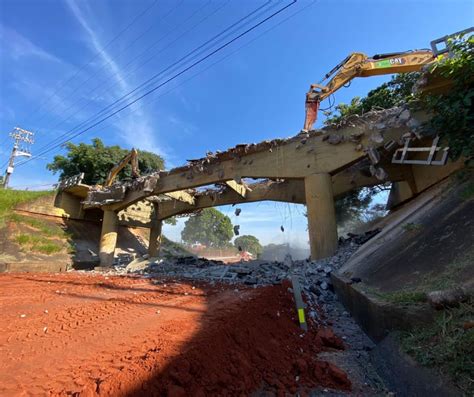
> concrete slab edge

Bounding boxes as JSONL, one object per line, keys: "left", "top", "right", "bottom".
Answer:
{"left": 331, "top": 272, "right": 434, "bottom": 342}
{"left": 370, "top": 333, "right": 459, "bottom": 396}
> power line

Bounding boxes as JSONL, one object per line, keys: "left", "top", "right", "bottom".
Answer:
{"left": 24, "top": 0, "right": 159, "bottom": 126}
{"left": 27, "top": 1, "right": 275, "bottom": 156}
{"left": 31, "top": 0, "right": 186, "bottom": 130}
{"left": 102, "top": 0, "right": 317, "bottom": 131}
{"left": 18, "top": 0, "right": 302, "bottom": 168}
{"left": 32, "top": 0, "right": 219, "bottom": 143}
{"left": 34, "top": 1, "right": 272, "bottom": 153}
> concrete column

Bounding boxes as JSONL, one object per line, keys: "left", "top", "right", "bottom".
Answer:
{"left": 148, "top": 219, "right": 163, "bottom": 257}
{"left": 99, "top": 209, "right": 119, "bottom": 267}
{"left": 305, "top": 173, "right": 338, "bottom": 260}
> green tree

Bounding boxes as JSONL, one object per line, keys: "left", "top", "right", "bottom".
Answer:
{"left": 46, "top": 138, "right": 165, "bottom": 185}
{"left": 421, "top": 34, "right": 474, "bottom": 159}
{"left": 323, "top": 72, "right": 421, "bottom": 125}
{"left": 181, "top": 208, "right": 233, "bottom": 247}
{"left": 335, "top": 188, "right": 374, "bottom": 225}
{"left": 234, "top": 235, "right": 263, "bottom": 257}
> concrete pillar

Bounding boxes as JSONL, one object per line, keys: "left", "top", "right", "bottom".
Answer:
{"left": 99, "top": 209, "right": 119, "bottom": 267}
{"left": 305, "top": 173, "right": 338, "bottom": 260}
{"left": 148, "top": 219, "right": 163, "bottom": 257}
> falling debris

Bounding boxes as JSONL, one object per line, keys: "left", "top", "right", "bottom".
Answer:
{"left": 238, "top": 245, "right": 242, "bottom": 251}
{"left": 280, "top": 225, "right": 285, "bottom": 232}
{"left": 235, "top": 208, "right": 241, "bottom": 216}
{"left": 234, "top": 225, "right": 240, "bottom": 236}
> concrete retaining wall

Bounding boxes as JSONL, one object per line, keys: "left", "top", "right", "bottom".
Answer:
{"left": 331, "top": 273, "right": 434, "bottom": 342}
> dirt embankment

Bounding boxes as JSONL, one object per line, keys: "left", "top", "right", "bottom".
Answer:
{"left": 0, "top": 273, "right": 350, "bottom": 396}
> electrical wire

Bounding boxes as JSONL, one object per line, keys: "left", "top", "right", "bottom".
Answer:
{"left": 18, "top": 1, "right": 291, "bottom": 165}
{"left": 28, "top": 1, "right": 271, "bottom": 155}
{"left": 17, "top": 0, "right": 313, "bottom": 171}
{"left": 31, "top": 0, "right": 231, "bottom": 147}
{"left": 24, "top": 0, "right": 159, "bottom": 126}
{"left": 31, "top": 0, "right": 189, "bottom": 130}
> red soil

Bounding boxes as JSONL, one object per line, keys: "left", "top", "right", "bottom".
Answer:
{"left": 0, "top": 273, "right": 350, "bottom": 396}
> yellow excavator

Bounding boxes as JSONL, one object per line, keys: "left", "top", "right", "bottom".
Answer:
{"left": 104, "top": 148, "right": 140, "bottom": 187}
{"left": 303, "top": 27, "right": 473, "bottom": 131}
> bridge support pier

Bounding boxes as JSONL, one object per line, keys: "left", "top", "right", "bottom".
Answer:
{"left": 98, "top": 209, "right": 118, "bottom": 267}
{"left": 305, "top": 173, "right": 338, "bottom": 260}
{"left": 148, "top": 219, "right": 163, "bottom": 257}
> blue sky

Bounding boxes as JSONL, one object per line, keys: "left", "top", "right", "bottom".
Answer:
{"left": 1, "top": 0, "right": 472, "bottom": 247}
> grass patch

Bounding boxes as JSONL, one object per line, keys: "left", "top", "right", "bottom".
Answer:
{"left": 399, "top": 301, "right": 474, "bottom": 394}
{"left": 9, "top": 213, "right": 67, "bottom": 237}
{"left": 0, "top": 190, "right": 76, "bottom": 255}
{"left": 381, "top": 290, "right": 427, "bottom": 304}
{"left": 361, "top": 247, "right": 474, "bottom": 306}
{"left": 0, "top": 189, "right": 52, "bottom": 227}
{"left": 15, "top": 233, "right": 63, "bottom": 254}
{"left": 36, "top": 242, "right": 63, "bottom": 254}
{"left": 402, "top": 222, "right": 423, "bottom": 232}
{"left": 460, "top": 182, "right": 474, "bottom": 200}
{"left": 358, "top": 285, "right": 427, "bottom": 305}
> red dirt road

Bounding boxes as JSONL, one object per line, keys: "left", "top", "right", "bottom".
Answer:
{"left": 0, "top": 273, "right": 350, "bottom": 396}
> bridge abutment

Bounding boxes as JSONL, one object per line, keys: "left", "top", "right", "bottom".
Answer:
{"left": 305, "top": 173, "right": 338, "bottom": 260}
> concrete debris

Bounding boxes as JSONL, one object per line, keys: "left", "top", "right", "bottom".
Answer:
{"left": 427, "top": 281, "right": 473, "bottom": 309}
{"left": 367, "top": 148, "right": 380, "bottom": 165}
{"left": 125, "top": 257, "right": 160, "bottom": 273}
{"left": 280, "top": 225, "right": 285, "bottom": 232}
{"left": 100, "top": 233, "right": 378, "bottom": 295}
{"left": 85, "top": 184, "right": 126, "bottom": 205}
{"left": 327, "top": 133, "right": 343, "bottom": 145}
{"left": 384, "top": 140, "right": 397, "bottom": 152}
{"left": 235, "top": 208, "right": 241, "bottom": 216}
{"left": 398, "top": 109, "right": 411, "bottom": 121}
{"left": 369, "top": 131, "right": 384, "bottom": 144}
{"left": 369, "top": 165, "right": 388, "bottom": 181}
{"left": 233, "top": 225, "right": 240, "bottom": 236}
{"left": 350, "top": 131, "right": 365, "bottom": 142}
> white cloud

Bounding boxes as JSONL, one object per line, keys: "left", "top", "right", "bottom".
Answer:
{"left": 0, "top": 25, "right": 63, "bottom": 63}
{"left": 65, "top": 0, "right": 169, "bottom": 160}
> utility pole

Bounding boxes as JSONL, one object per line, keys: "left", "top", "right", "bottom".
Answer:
{"left": 2, "top": 127, "right": 34, "bottom": 188}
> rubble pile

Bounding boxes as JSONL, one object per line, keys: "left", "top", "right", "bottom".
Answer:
{"left": 122, "top": 231, "right": 379, "bottom": 294}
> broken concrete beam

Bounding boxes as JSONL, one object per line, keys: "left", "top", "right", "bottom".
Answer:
{"left": 226, "top": 180, "right": 247, "bottom": 197}
{"left": 85, "top": 185, "right": 126, "bottom": 206}
{"left": 164, "top": 190, "right": 195, "bottom": 205}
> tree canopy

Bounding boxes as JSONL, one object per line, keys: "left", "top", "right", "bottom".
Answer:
{"left": 47, "top": 138, "right": 165, "bottom": 185}
{"left": 181, "top": 208, "right": 233, "bottom": 248}
{"left": 234, "top": 235, "right": 263, "bottom": 257}
{"left": 421, "top": 34, "right": 474, "bottom": 159}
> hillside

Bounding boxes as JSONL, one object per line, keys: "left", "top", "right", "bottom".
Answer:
{"left": 0, "top": 190, "right": 190, "bottom": 271}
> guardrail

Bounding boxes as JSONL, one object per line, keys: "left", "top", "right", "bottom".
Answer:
{"left": 56, "top": 173, "right": 85, "bottom": 190}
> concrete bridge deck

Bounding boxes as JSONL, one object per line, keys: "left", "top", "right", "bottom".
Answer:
{"left": 52, "top": 107, "right": 462, "bottom": 267}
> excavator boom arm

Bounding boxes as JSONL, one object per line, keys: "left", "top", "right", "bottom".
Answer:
{"left": 303, "top": 50, "right": 434, "bottom": 131}
{"left": 104, "top": 148, "right": 140, "bottom": 187}
{"left": 303, "top": 26, "right": 474, "bottom": 131}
